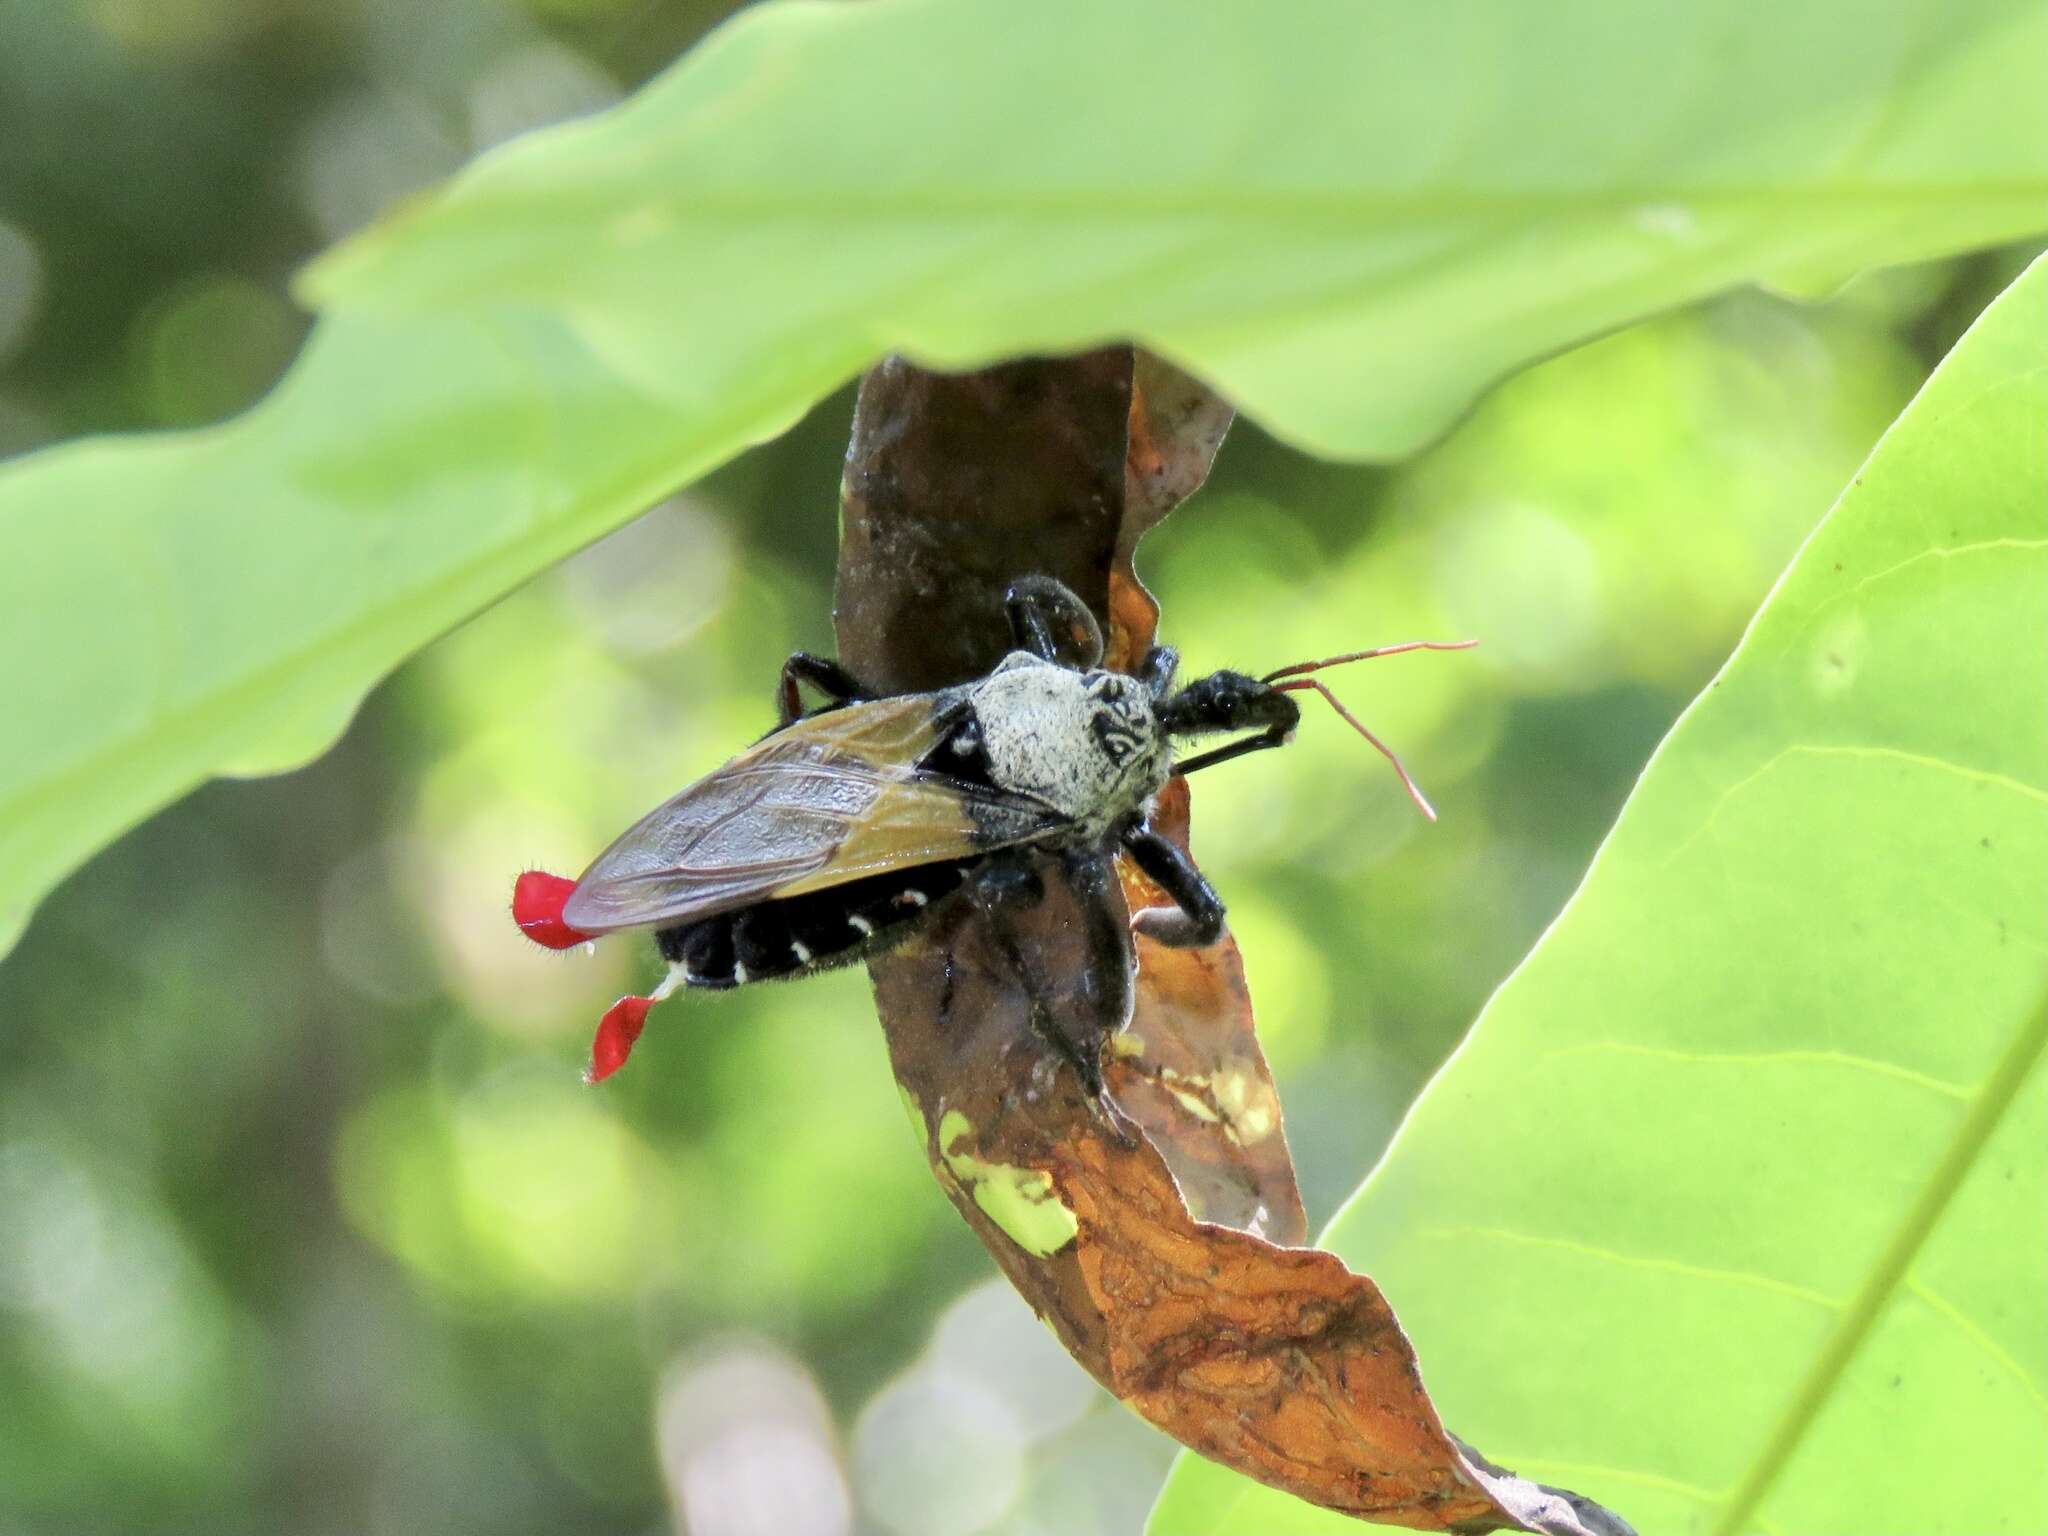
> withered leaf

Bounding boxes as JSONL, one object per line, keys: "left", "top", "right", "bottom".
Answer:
{"left": 837, "top": 349, "right": 1632, "bottom": 1536}
{"left": 1111, "top": 364, "right": 1305, "bottom": 1242}
{"left": 1112, "top": 759, "right": 1307, "bottom": 1246}
{"left": 1106, "top": 352, "right": 1237, "bottom": 672}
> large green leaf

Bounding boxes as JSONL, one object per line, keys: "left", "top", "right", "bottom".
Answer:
{"left": 3, "top": 0, "right": 2044, "bottom": 954}
{"left": 1149, "top": 259, "right": 2048, "bottom": 1533}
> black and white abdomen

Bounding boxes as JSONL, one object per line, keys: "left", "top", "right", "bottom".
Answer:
{"left": 654, "top": 858, "right": 978, "bottom": 987}
{"left": 631, "top": 651, "right": 1172, "bottom": 994}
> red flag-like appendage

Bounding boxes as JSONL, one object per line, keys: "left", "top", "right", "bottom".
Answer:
{"left": 513, "top": 870, "right": 589, "bottom": 950}
{"left": 512, "top": 869, "right": 660, "bottom": 1081}
{"left": 586, "top": 995, "right": 654, "bottom": 1084}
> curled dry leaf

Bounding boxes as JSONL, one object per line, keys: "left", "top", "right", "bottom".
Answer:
{"left": 1114, "top": 352, "right": 1307, "bottom": 1243}
{"left": 1112, "top": 774, "right": 1307, "bottom": 1245}
{"left": 1105, "top": 352, "right": 1239, "bottom": 670}
{"left": 837, "top": 349, "right": 1632, "bottom": 1535}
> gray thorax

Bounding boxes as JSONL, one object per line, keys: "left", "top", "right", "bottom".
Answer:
{"left": 968, "top": 652, "right": 1170, "bottom": 838}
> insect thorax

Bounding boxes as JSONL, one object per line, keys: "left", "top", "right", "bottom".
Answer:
{"left": 969, "top": 653, "right": 1170, "bottom": 838}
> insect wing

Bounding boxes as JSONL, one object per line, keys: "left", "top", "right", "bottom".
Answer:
{"left": 560, "top": 695, "right": 1065, "bottom": 935}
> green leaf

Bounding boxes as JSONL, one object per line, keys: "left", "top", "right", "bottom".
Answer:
{"left": 4, "top": 0, "right": 2045, "bottom": 953}
{"left": 1148, "top": 258, "right": 2048, "bottom": 1534}
{"left": 306, "top": 0, "right": 2048, "bottom": 460}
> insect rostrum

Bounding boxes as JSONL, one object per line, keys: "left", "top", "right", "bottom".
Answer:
{"left": 514, "top": 576, "right": 1468, "bottom": 1085}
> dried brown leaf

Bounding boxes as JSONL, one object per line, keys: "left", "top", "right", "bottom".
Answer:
{"left": 836, "top": 350, "right": 1631, "bottom": 1536}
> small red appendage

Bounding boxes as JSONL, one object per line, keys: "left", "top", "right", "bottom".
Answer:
{"left": 587, "top": 995, "right": 654, "bottom": 1084}
{"left": 513, "top": 870, "right": 589, "bottom": 950}
{"left": 512, "top": 868, "right": 659, "bottom": 1082}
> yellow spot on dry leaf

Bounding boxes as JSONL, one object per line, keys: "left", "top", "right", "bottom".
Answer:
{"left": 936, "top": 1109, "right": 1078, "bottom": 1257}
{"left": 1210, "top": 1062, "right": 1280, "bottom": 1145}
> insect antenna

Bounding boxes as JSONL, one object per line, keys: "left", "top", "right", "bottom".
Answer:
{"left": 1259, "top": 638, "right": 1477, "bottom": 684}
{"left": 1261, "top": 639, "right": 1477, "bottom": 822}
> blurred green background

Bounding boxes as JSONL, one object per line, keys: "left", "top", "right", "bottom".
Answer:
{"left": 0, "top": 2, "right": 2031, "bottom": 1532}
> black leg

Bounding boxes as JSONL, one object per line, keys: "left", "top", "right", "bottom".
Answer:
{"left": 965, "top": 852, "right": 1064, "bottom": 1076}
{"left": 1121, "top": 825, "right": 1226, "bottom": 948}
{"left": 966, "top": 849, "right": 1045, "bottom": 915}
{"left": 1063, "top": 848, "right": 1135, "bottom": 1057}
{"left": 1004, "top": 576, "right": 1104, "bottom": 669}
{"left": 967, "top": 850, "right": 1118, "bottom": 1102}
{"left": 1138, "top": 644, "right": 1179, "bottom": 700}
{"left": 777, "top": 651, "right": 868, "bottom": 725}
{"left": 1171, "top": 725, "right": 1289, "bottom": 779}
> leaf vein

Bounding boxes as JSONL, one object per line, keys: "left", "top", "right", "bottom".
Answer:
{"left": 1423, "top": 1226, "right": 1841, "bottom": 1312}
{"left": 1810, "top": 534, "right": 2048, "bottom": 613}
{"left": 1548, "top": 1041, "right": 1973, "bottom": 1101}
{"left": 1904, "top": 1274, "right": 2048, "bottom": 1417}
{"left": 1663, "top": 742, "right": 2048, "bottom": 868}
{"left": 399, "top": 179, "right": 2048, "bottom": 233}
{"left": 1500, "top": 1458, "right": 1724, "bottom": 1508}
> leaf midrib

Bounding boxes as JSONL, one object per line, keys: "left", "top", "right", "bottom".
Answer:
{"left": 386, "top": 180, "right": 2048, "bottom": 230}
{"left": 1709, "top": 987, "right": 2048, "bottom": 1534}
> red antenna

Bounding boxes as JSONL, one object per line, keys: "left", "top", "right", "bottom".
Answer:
{"left": 1261, "top": 640, "right": 1477, "bottom": 822}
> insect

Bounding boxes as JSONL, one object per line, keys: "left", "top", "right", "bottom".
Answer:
{"left": 513, "top": 577, "right": 1471, "bottom": 1086}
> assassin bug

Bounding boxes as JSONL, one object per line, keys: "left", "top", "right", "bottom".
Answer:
{"left": 513, "top": 577, "right": 1472, "bottom": 1085}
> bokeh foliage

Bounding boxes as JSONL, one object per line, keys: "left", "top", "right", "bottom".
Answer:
{"left": 0, "top": 1, "right": 2040, "bottom": 1534}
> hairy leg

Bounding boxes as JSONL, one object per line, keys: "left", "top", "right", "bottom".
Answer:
{"left": 776, "top": 651, "right": 868, "bottom": 726}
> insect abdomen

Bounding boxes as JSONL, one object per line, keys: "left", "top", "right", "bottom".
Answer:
{"left": 655, "top": 859, "right": 977, "bottom": 986}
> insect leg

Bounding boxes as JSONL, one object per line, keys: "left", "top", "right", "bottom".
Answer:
{"left": 776, "top": 652, "right": 869, "bottom": 726}
{"left": 1120, "top": 825, "right": 1226, "bottom": 948}
{"left": 964, "top": 852, "right": 1053, "bottom": 1052}
{"left": 967, "top": 849, "right": 1046, "bottom": 913}
{"left": 1063, "top": 847, "right": 1136, "bottom": 1053}
{"left": 1171, "top": 724, "right": 1290, "bottom": 779}
{"left": 1137, "top": 644, "right": 1180, "bottom": 700}
{"left": 966, "top": 851, "right": 1106, "bottom": 1099}
{"left": 1003, "top": 576, "right": 1105, "bottom": 669}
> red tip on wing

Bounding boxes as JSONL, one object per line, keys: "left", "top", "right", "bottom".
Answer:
{"left": 513, "top": 870, "right": 590, "bottom": 950}
{"left": 586, "top": 995, "right": 654, "bottom": 1084}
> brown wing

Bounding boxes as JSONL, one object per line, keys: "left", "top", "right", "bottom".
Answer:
{"left": 559, "top": 694, "right": 1068, "bottom": 936}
